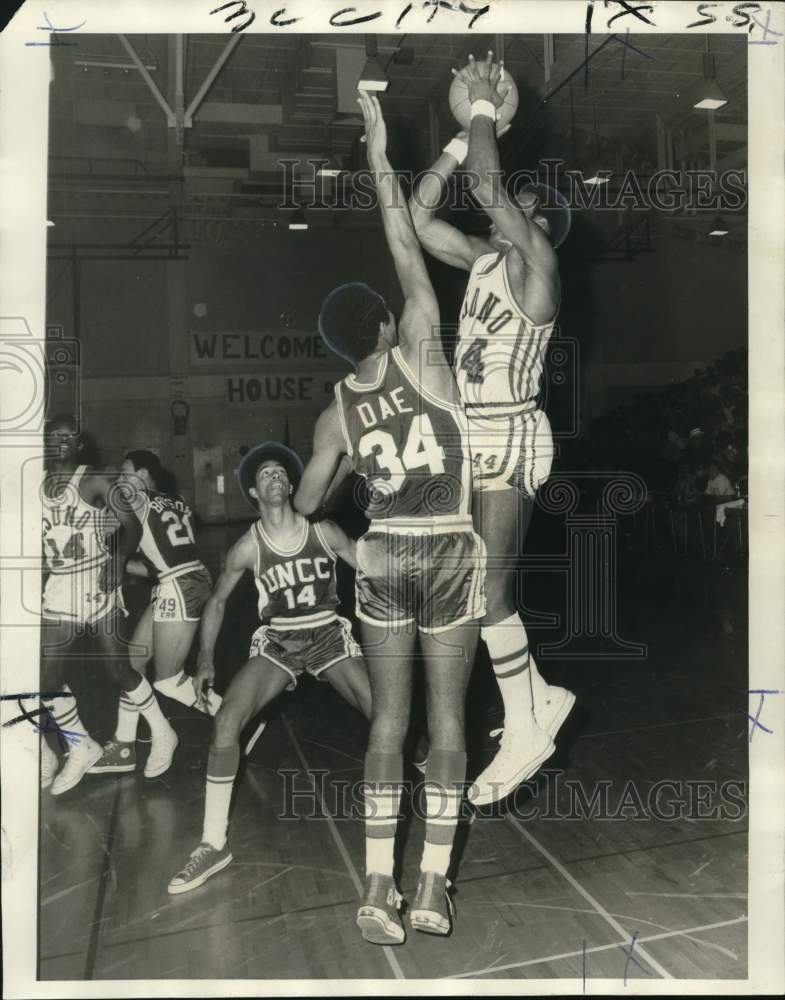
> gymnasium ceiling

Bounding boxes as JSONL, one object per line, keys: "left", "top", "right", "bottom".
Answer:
{"left": 48, "top": 32, "right": 748, "bottom": 244}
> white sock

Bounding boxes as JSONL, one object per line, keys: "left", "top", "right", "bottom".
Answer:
{"left": 115, "top": 693, "right": 139, "bottom": 743}
{"left": 481, "top": 613, "right": 537, "bottom": 733}
{"left": 124, "top": 677, "right": 171, "bottom": 739}
{"left": 44, "top": 685, "right": 90, "bottom": 747}
{"left": 201, "top": 745, "right": 240, "bottom": 850}
{"left": 527, "top": 655, "right": 549, "bottom": 703}
{"left": 364, "top": 784, "right": 402, "bottom": 877}
{"left": 155, "top": 671, "right": 222, "bottom": 716}
{"left": 420, "top": 753, "right": 464, "bottom": 876}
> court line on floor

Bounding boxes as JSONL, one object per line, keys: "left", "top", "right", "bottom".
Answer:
{"left": 505, "top": 814, "right": 674, "bottom": 980}
{"left": 467, "top": 900, "right": 740, "bottom": 961}
{"left": 578, "top": 712, "right": 744, "bottom": 740}
{"left": 281, "top": 713, "right": 406, "bottom": 982}
{"left": 82, "top": 779, "right": 123, "bottom": 980}
{"left": 450, "top": 915, "right": 747, "bottom": 978}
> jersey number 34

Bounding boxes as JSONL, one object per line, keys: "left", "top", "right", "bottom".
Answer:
{"left": 358, "top": 414, "right": 445, "bottom": 492}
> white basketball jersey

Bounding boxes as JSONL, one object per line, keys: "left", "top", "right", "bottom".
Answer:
{"left": 454, "top": 251, "right": 556, "bottom": 417}
{"left": 41, "top": 465, "right": 110, "bottom": 575}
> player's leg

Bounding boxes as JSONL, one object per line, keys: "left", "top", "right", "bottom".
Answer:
{"left": 94, "top": 611, "right": 179, "bottom": 779}
{"left": 40, "top": 616, "right": 104, "bottom": 795}
{"left": 168, "top": 654, "right": 291, "bottom": 894}
{"left": 355, "top": 620, "right": 416, "bottom": 945}
{"left": 469, "top": 486, "right": 572, "bottom": 805}
{"left": 106, "top": 603, "right": 154, "bottom": 753}
{"left": 324, "top": 656, "right": 372, "bottom": 718}
{"left": 410, "top": 622, "right": 477, "bottom": 935}
{"left": 151, "top": 572, "right": 221, "bottom": 716}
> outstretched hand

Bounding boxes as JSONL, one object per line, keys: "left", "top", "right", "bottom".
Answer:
{"left": 452, "top": 51, "right": 513, "bottom": 136}
{"left": 357, "top": 89, "right": 387, "bottom": 160}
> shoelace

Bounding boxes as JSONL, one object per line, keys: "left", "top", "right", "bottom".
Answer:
{"left": 367, "top": 873, "right": 400, "bottom": 910}
{"left": 418, "top": 874, "right": 455, "bottom": 918}
{"left": 181, "top": 845, "right": 211, "bottom": 876}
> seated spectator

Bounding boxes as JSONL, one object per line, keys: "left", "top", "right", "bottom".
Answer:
{"left": 704, "top": 462, "right": 735, "bottom": 500}
{"left": 674, "top": 464, "right": 701, "bottom": 505}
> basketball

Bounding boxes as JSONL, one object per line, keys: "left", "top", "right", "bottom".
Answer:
{"left": 448, "top": 63, "right": 518, "bottom": 132}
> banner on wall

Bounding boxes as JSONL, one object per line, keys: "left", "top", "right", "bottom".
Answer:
{"left": 225, "top": 373, "right": 341, "bottom": 405}
{"left": 190, "top": 330, "right": 339, "bottom": 370}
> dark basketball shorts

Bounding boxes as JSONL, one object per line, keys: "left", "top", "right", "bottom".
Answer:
{"left": 468, "top": 408, "right": 554, "bottom": 496}
{"left": 152, "top": 566, "right": 212, "bottom": 623}
{"left": 248, "top": 615, "right": 361, "bottom": 690}
{"left": 355, "top": 520, "right": 487, "bottom": 634}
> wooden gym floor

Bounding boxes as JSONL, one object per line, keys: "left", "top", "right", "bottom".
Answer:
{"left": 38, "top": 524, "right": 748, "bottom": 982}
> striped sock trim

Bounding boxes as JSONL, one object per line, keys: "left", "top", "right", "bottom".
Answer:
{"left": 494, "top": 660, "right": 530, "bottom": 679}
{"left": 492, "top": 645, "right": 530, "bottom": 666}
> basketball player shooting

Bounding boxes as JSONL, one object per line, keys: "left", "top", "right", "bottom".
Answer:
{"left": 410, "top": 51, "right": 576, "bottom": 806}
{"left": 296, "top": 91, "right": 486, "bottom": 944}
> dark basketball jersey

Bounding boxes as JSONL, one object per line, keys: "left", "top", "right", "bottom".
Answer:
{"left": 335, "top": 347, "right": 472, "bottom": 523}
{"left": 252, "top": 517, "right": 339, "bottom": 629}
{"left": 41, "top": 465, "right": 110, "bottom": 575}
{"left": 138, "top": 491, "right": 204, "bottom": 581}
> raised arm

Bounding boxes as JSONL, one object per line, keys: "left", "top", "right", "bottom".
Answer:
{"left": 357, "top": 90, "right": 440, "bottom": 360}
{"left": 409, "top": 135, "right": 489, "bottom": 271}
{"left": 458, "top": 53, "right": 555, "bottom": 266}
{"left": 294, "top": 401, "right": 348, "bottom": 516}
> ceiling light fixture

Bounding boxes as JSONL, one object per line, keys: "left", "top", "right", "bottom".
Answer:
{"left": 358, "top": 36, "right": 388, "bottom": 92}
{"left": 289, "top": 209, "right": 308, "bottom": 231}
{"left": 693, "top": 51, "right": 728, "bottom": 110}
{"left": 708, "top": 214, "right": 728, "bottom": 236}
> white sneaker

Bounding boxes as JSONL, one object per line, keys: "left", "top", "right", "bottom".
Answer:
{"left": 535, "top": 685, "right": 576, "bottom": 739}
{"left": 144, "top": 725, "right": 179, "bottom": 779}
{"left": 41, "top": 739, "right": 59, "bottom": 790}
{"left": 50, "top": 736, "right": 103, "bottom": 796}
{"left": 468, "top": 725, "right": 554, "bottom": 807}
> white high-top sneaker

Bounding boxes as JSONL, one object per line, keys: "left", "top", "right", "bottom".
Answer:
{"left": 41, "top": 738, "right": 60, "bottom": 791}
{"left": 144, "top": 725, "right": 179, "bottom": 779}
{"left": 468, "top": 725, "right": 554, "bottom": 807}
{"left": 50, "top": 736, "right": 103, "bottom": 796}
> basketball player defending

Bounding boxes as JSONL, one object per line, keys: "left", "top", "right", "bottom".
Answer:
{"left": 40, "top": 416, "right": 178, "bottom": 794}
{"left": 410, "top": 51, "right": 575, "bottom": 806}
{"left": 167, "top": 442, "right": 372, "bottom": 894}
{"left": 90, "top": 450, "right": 219, "bottom": 775}
{"left": 296, "top": 91, "right": 486, "bottom": 944}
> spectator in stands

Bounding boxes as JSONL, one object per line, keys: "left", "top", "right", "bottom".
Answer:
{"left": 704, "top": 461, "right": 735, "bottom": 501}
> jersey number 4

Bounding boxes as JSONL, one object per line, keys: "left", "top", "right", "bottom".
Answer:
{"left": 459, "top": 337, "right": 488, "bottom": 384}
{"left": 161, "top": 510, "right": 195, "bottom": 548}
{"left": 359, "top": 414, "right": 445, "bottom": 492}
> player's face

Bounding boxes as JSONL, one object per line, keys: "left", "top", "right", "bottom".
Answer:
{"left": 45, "top": 422, "right": 79, "bottom": 463}
{"left": 120, "top": 459, "right": 147, "bottom": 493}
{"left": 380, "top": 309, "right": 397, "bottom": 348}
{"left": 253, "top": 461, "right": 291, "bottom": 507}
